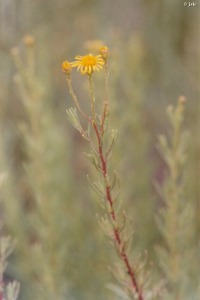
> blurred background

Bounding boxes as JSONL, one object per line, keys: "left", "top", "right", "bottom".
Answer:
{"left": 0, "top": 1, "right": 199, "bottom": 299}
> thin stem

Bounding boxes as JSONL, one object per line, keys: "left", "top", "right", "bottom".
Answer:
{"left": 101, "top": 62, "right": 109, "bottom": 133}
{"left": 26, "top": 46, "right": 35, "bottom": 79}
{"left": 66, "top": 76, "right": 91, "bottom": 123}
{"left": 92, "top": 121, "right": 144, "bottom": 300}
{"left": 104, "top": 61, "right": 109, "bottom": 107}
{"left": 88, "top": 75, "right": 96, "bottom": 120}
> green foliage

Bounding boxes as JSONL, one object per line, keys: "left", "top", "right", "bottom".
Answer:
{"left": 156, "top": 98, "right": 197, "bottom": 299}
{"left": 1, "top": 38, "right": 112, "bottom": 300}
{"left": 0, "top": 235, "right": 20, "bottom": 300}
{"left": 0, "top": 182, "right": 20, "bottom": 300}
{"left": 0, "top": 3, "right": 199, "bottom": 297}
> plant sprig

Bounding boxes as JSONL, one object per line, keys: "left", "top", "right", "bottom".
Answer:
{"left": 62, "top": 46, "right": 157, "bottom": 300}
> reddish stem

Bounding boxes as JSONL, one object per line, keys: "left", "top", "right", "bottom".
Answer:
{"left": 92, "top": 121, "right": 144, "bottom": 300}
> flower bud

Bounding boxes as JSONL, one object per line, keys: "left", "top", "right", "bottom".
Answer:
{"left": 100, "top": 46, "right": 110, "bottom": 60}
{"left": 61, "top": 61, "right": 72, "bottom": 75}
{"left": 23, "top": 35, "right": 35, "bottom": 46}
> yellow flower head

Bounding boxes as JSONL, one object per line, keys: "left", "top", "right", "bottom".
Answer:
{"left": 61, "top": 61, "right": 72, "bottom": 75}
{"left": 72, "top": 54, "right": 104, "bottom": 75}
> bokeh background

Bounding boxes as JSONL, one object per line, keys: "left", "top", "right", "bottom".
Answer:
{"left": 0, "top": 1, "right": 199, "bottom": 299}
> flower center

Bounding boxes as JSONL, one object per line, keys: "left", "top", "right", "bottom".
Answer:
{"left": 82, "top": 55, "right": 96, "bottom": 66}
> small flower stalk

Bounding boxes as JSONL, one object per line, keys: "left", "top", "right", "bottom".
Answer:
{"left": 62, "top": 47, "right": 154, "bottom": 300}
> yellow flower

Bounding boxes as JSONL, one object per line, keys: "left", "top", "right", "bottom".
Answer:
{"left": 72, "top": 54, "right": 104, "bottom": 75}
{"left": 61, "top": 61, "right": 72, "bottom": 75}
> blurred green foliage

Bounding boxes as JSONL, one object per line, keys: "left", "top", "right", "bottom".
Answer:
{"left": 0, "top": 1, "right": 199, "bottom": 299}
